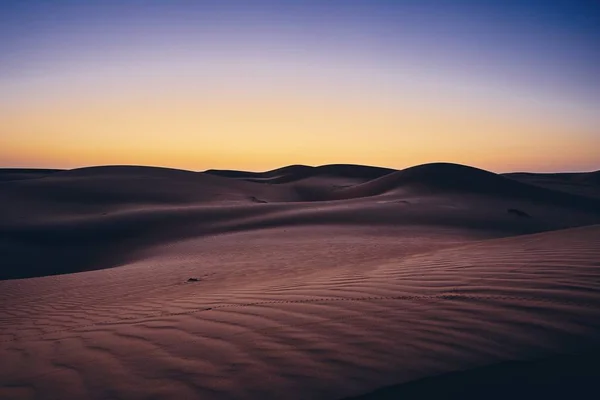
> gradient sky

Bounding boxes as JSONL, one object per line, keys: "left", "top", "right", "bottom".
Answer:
{"left": 1, "top": 0, "right": 598, "bottom": 172}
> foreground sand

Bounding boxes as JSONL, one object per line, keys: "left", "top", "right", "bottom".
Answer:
{"left": 1, "top": 163, "right": 600, "bottom": 399}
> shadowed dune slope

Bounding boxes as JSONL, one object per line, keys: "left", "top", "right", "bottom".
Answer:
{"left": 506, "top": 170, "right": 600, "bottom": 199}
{"left": 0, "top": 165, "right": 291, "bottom": 279}
{"left": 207, "top": 163, "right": 600, "bottom": 207}
{"left": 1, "top": 225, "right": 600, "bottom": 399}
{"left": 0, "top": 168, "right": 63, "bottom": 182}
{"left": 0, "top": 165, "right": 293, "bottom": 211}
{"left": 328, "top": 163, "right": 600, "bottom": 208}
{"left": 205, "top": 164, "right": 315, "bottom": 180}
{"left": 206, "top": 164, "right": 395, "bottom": 184}
{"left": 506, "top": 170, "right": 600, "bottom": 185}
{"left": 588, "top": 170, "right": 600, "bottom": 184}
{"left": 346, "top": 349, "right": 600, "bottom": 399}
{"left": 2, "top": 163, "right": 600, "bottom": 279}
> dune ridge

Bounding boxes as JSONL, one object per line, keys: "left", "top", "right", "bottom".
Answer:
{"left": 3, "top": 162, "right": 600, "bottom": 280}
{"left": 205, "top": 164, "right": 395, "bottom": 184}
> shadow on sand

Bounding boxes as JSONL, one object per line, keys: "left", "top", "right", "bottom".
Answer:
{"left": 345, "top": 349, "right": 600, "bottom": 399}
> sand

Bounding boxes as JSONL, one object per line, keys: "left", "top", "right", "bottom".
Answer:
{"left": 1, "top": 162, "right": 600, "bottom": 399}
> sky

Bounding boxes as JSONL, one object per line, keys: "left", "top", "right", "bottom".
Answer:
{"left": 1, "top": 0, "right": 598, "bottom": 172}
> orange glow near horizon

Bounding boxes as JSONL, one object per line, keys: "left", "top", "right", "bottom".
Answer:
{"left": 2, "top": 89, "right": 598, "bottom": 173}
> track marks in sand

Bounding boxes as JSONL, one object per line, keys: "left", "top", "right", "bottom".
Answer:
{"left": 6, "top": 295, "right": 599, "bottom": 400}
{"left": 2, "top": 292, "right": 600, "bottom": 344}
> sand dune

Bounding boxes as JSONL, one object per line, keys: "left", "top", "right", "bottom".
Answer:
{"left": 506, "top": 170, "right": 600, "bottom": 199}
{"left": 207, "top": 164, "right": 395, "bottom": 185}
{"left": 3, "top": 163, "right": 599, "bottom": 280}
{"left": 1, "top": 162, "right": 600, "bottom": 399}
{"left": 0, "top": 169, "right": 63, "bottom": 182}
{"left": 328, "top": 163, "right": 600, "bottom": 206}
{"left": 206, "top": 164, "right": 315, "bottom": 181}
{"left": 2, "top": 225, "right": 600, "bottom": 399}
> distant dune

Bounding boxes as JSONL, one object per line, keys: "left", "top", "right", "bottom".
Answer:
{"left": 505, "top": 170, "right": 600, "bottom": 199}
{"left": 206, "top": 163, "right": 395, "bottom": 184}
{"left": 206, "top": 164, "right": 315, "bottom": 180}
{"left": 328, "top": 163, "right": 600, "bottom": 208}
{"left": 1, "top": 162, "right": 600, "bottom": 399}
{"left": 0, "top": 168, "right": 63, "bottom": 182}
{"left": 2, "top": 162, "right": 599, "bottom": 280}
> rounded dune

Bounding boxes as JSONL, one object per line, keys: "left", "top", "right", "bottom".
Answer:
{"left": 329, "top": 163, "right": 600, "bottom": 208}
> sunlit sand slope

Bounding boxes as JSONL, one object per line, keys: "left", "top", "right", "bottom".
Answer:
{"left": 1, "top": 225, "right": 599, "bottom": 399}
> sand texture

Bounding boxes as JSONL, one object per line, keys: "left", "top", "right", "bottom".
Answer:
{"left": 1, "top": 163, "right": 600, "bottom": 399}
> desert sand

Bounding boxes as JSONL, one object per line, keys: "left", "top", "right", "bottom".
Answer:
{"left": 1, "top": 162, "right": 600, "bottom": 399}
